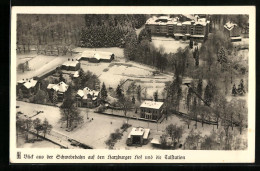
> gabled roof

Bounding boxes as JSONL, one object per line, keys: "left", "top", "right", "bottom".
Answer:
{"left": 77, "top": 87, "right": 99, "bottom": 99}
{"left": 62, "top": 60, "right": 79, "bottom": 67}
{"left": 140, "top": 101, "right": 164, "bottom": 109}
{"left": 128, "top": 127, "right": 150, "bottom": 139}
{"left": 19, "top": 79, "right": 38, "bottom": 89}
{"left": 47, "top": 82, "right": 69, "bottom": 93}
{"left": 73, "top": 71, "right": 79, "bottom": 78}
{"left": 224, "top": 21, "right": 238, "bottom": 31}
{"left": 79, "top": 50, "right": 114, "bottom": 61}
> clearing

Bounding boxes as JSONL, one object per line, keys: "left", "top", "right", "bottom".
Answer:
{"left": 16, "top": 53, "right": 72, "bottom": 81}
{"left": 151, "top": 36, "right": 190, "bottom": 54}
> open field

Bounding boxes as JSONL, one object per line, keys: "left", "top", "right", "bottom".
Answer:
{"left": 16, "top": 54, "right": 72, "bottom": 81}
{"left": 151, "top": 36, "right": 190, "bottom": 54}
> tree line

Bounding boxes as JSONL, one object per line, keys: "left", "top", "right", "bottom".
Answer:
{"left": 16, "top": 116, "right": 52, "bottom": 142}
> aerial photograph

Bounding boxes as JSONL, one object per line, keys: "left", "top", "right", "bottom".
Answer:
{"left": 15, "top": 14, "right": 249, "bottom": 150}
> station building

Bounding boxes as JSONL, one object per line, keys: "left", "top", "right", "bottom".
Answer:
{"left": 140, "top": 100, "right": 164, "bottom": 121}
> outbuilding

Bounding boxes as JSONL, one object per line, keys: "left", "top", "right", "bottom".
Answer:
{"left": 78, "top": 50, "right": 115, "bottom": 63}
{"left": 127, "top": 127, "right": 150, "bottom": 146}
{"left": 61, "top": 59, "right": 81, "bottom": 71}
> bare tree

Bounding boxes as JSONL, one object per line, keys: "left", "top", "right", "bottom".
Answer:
{"left": 42, "top": 118, "right": 53, "bottom": 138}
{"left": 33, "top": 118, "right": 42, "bottom": 139}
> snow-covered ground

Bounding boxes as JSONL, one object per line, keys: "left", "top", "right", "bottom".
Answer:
{"left": 151, "top": 36, "right": 190, "bottom": 54}
{"left": 16, "top": 54, "right": 70, "bottom": 81}
{"left": 17, "top": 132, "right": 60, "bottom": 148}
{"left": 73, "top": 47, "right": 124, "bottom": 58}
{"left": 16, "top": 100, "right": 247, "bottom": 150}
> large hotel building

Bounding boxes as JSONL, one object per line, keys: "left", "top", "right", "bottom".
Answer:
{"left": 145, "top": 15, "right": 211, "bottom": 41}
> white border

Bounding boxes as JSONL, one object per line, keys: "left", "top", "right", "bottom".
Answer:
{"left": 10, "top": 6, "right": 256, "bottom": 163}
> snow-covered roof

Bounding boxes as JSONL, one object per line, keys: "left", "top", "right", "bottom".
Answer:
{"left": 224, "top": 21, "right": 238, "bottom": 31}
{"left": 128, "top": 127, "right": 150, "bottom": 139}
{"left": 143, "top": 129, "right": 150, "bottom": 139}
{"left": 145, "top": 16, "right": 178, "bottom": 25}
{"left": 20, "top": 79, "right": 38, "bottom": 89}
{"left": 73, "top": 71, "right": 79, "bottom": 78}
{"left": 140, "top": 101, "right": 164, "bottom": 110}
{"left": 62, "top": 60, "right": 79, "bottom": 67}
{"left": 17, "top": 79, "right": 26, "bottom": 84}
{"left": 77, "top": 87, "right": 99, "bottom": 99}
{"left": 182, "top": 21, "right": 191, "bottom": 25}
{"left": 151, "top": 135, "right": 161, "bottom": 144}
{"left": 151, "top": 134, "right": 172, "bottom": 145}
{"left": 145, "top": 15, "right": 209, "bottom": 27}
{"left": 158, "top": 16, "right": 170, "bottom": 20}
{"left": 47, "top": 82, "right": 69, "bottom": 93}
{"left": 174, "top": 33, "right": 184, "bottom": 37}
{"left": 191, "top": 35, "right": 205, "bottom": 38}
{"left": 79, "top": 50, "right": 114, "bottom": 61}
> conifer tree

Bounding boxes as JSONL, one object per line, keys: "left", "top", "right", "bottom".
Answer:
{"left": 59, "top": 73, "right": 65, "bottom": 83}
{"left": 153, "top": 91, "right": 158, "bottom": 102}
{"left": 186, "top": 87, "right": 192, "bottom": 111}
{"left": 101, "top": 82, "right": 108, "bottom": 101}
{"left": 232, "top": 84, "right": 237, "bottom": 96}
{"left": 204, "top": 82, "right": 214, "bottom": 106}
{"left": 195, "top": 47, "right": 199, "bottom": 67}
{"left": 136, "top": 85, "right": 141, "bottom": 102}
{"left": 197, "top": 79, "right": 203, "bottom": 105}
{"left": 238, "top": 79, "right": 245, "bottom": 94}
{"left": 18, "top": 88, "right": 23, "bottom": 100}
{"left": 116, "top": 84, "right": 123, "bottom": 99}
{"left": 189, "top": 39, "right": 193, "bottom": 49}
{"left": 53, "top": 90, "right": 58, "bottom": 104}
{"left": 132, "top": 96, "right": 135, "bottom": 104}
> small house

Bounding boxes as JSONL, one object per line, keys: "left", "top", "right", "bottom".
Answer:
{"left": 73, "top": 71, "right": 79, "bottom": 79}
{"left": 76, "top": 87, "right": 100, "bottom": 108}
{"left": 61, "top": 59, "right": 81, "bottom": 71}
{"left": 140, "top": 101, "right": 164, "bottom": 121}
{"left": 78, "top": 50, "right": 115, "bottom": 63}
{"left": 17, "top": 78, "right": 38, "bottom": 98}
{"left": 127, "top": 127, "right": 150, "bottom": 146}
{"left": 224, "top": 22, "right": 241, "bottom": 40}
{"left": 47, "top": 81, "right": 69, "bottom": 102}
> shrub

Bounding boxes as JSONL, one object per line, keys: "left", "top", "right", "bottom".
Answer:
{"left": 120, "top": 123, "right": 131, "bottom": 132}
{"left": 97, "top": 105, "right": 106, "bottom": 113}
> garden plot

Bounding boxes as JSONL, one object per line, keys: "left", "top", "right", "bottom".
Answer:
{"left": 151, "top": 36, "right": 190, "bottom": 54}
